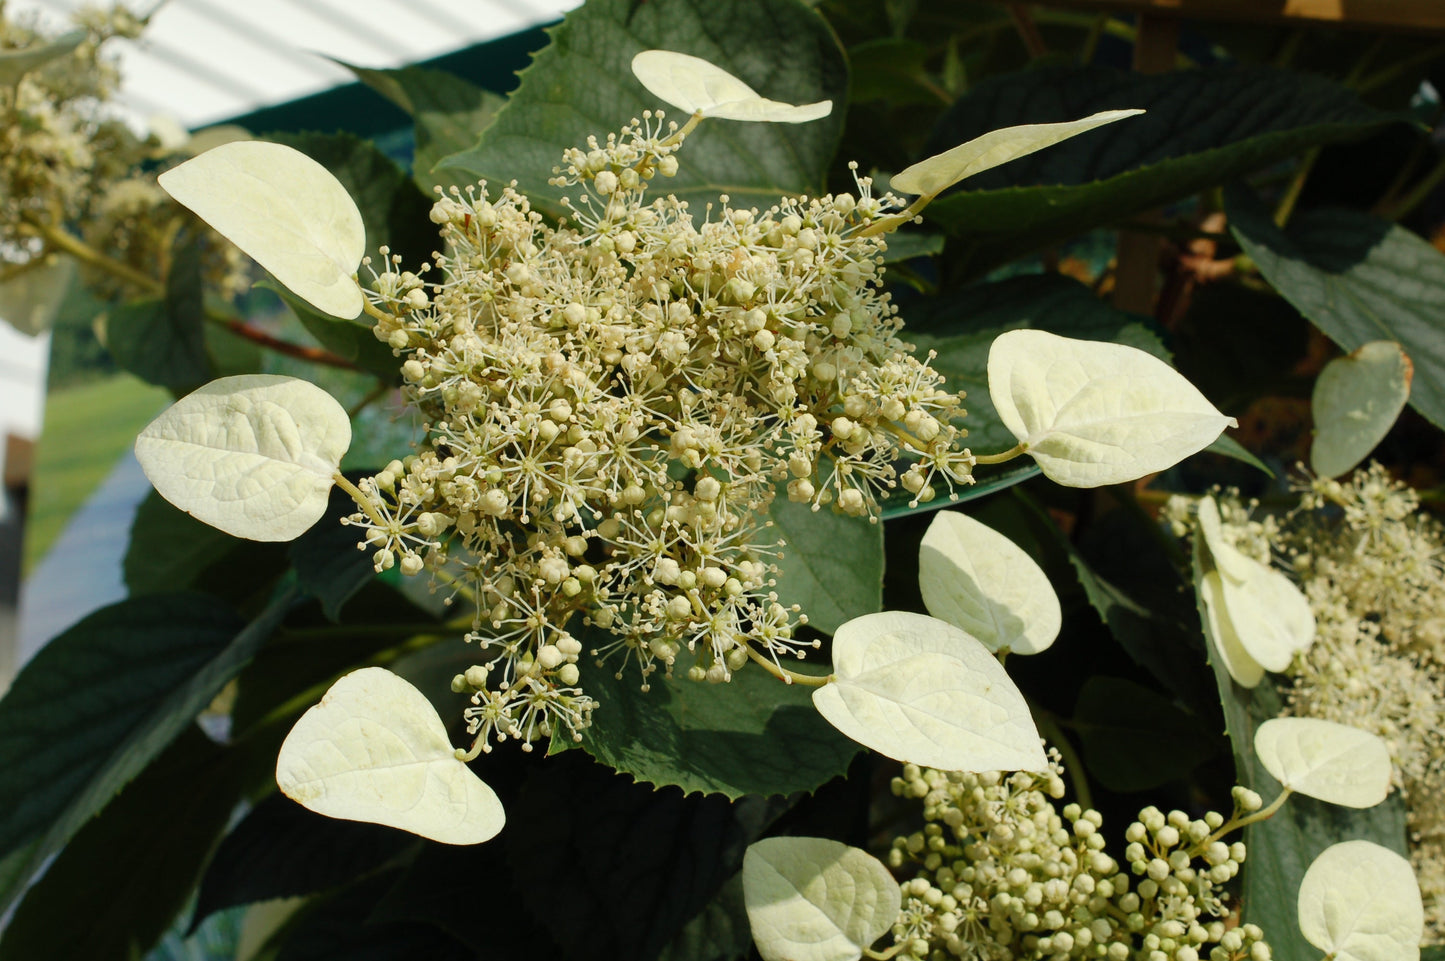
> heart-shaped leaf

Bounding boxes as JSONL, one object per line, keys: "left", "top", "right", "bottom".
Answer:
{"left": 1255, "top": 717, "right": 1392, "bottom": 809}
{"left": 134, "top": 374, "right": 351, "bottom": 542}
{"left": 890, "top": 109, "right": 1143, "bottom": 198}
{"left": 275, "top": 667, "right": 504, "bottom": 845}
{"left": 1210, "top": 560, "right": 1315, "bottom": 672}
{"left": 1298, "top": 840, "right": 1423, "bottom": 961}
{"left": 1311, "top": 341, "right": 1412, "bottom": 479}
{"left": 631, "top": 50, "right": 831, "bottom": 123}
{"left": 811, "top": 611, "right": 1047, "bottom": 772}
{"left": 987, "top": 329, "right": 1236, "bottom": 487}
{"left": 158, "top": 141, "right": 366, "bottom": 319}
{"left": 918, "top": 510, "right": 1060, "bottom": 655}
{"left": 742, "top": 836, "right": 900, "bottom": 961}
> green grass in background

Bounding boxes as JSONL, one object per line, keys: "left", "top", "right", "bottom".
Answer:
{"left": 22, "top": 374, "right": 168, "bottom": 575}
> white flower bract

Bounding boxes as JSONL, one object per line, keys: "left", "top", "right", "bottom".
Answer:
{"left": 1254, "top": 716, "right": 1392, "bottom": 808}
{"left": 275, "top": 667, "right": 505, "bottom": 845}
{"left": 630, "top": 50, "right": 832, "bottom": 123}
{"left": 1298, "top": 840, "right": 1423, "bottom": 961}
{"left": 1311, "top": 340, "right": 1412, "bottom": 479}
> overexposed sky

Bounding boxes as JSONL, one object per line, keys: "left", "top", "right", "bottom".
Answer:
{"left": 9, "top": 0, "right": 581, "bottom": 128}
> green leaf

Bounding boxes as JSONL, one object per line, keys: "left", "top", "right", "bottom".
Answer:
{"left": 124, "top": 491, "right": 287, "bottom": 604}
{"left": 192, "top": 792, "right": 415, "bottom": 930}
{"left": 1227, "top": 188, "right": 1445, "bottom": 430}
{"left": 340, "top": 62, "right": 505, "bottom": 194}
{"left": 575, "top": 627, "right": 860, "bottom": 798}
{"left": 769, "top": 495, "right": 884, "bottom": 635}
{"left": 256, "top": 279, "right": 399, "bottom": 382}
{"left": 1192, "top": 542, "right": 1409, "bottom": 961}
{"left": 920, "top": 65, "right": 1397, "bottom": 276}
{"left": 438, "top": 0, "right": 848, "bottom": 219}
{"left": 1205, "top": 433, "right": 1275, "bottom": 478}
{"left": 657, "top": 875, "right": 752, "bottom": 961}
{"left": 287, "top": 481, "right": 377, "bottom": 622}
{"left": 509, "top": 751, "right": 788, "bottom": 961}
{"left": 905, "top": 273, "right": 1169, "bottom": 455}
{"left": 0, "top": 727, "right": 277, "bottom": 961}
{"left": 0, "top": 587, "right": 300, "bottom": 914}
{"left": 1072, "top": 675, "right": 1218, "bottom": 792}
{"left": 104, "top": 243, "right": 210, "bottom": 393}
{"left": 273, "top": 874, "right": 472, "bottom": 961}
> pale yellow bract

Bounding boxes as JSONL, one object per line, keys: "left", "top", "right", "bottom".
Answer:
{"left": 742, "top": 836, "right": 901, "bottom": 961}
{"left": 275, "top": 667, "right": 505, "bottom": 845}
{"left": 1311, "top": 340, "right": 1413, "bottom": 479}
{"left": 1298, "top": 840, "right": 1423, "bottom": 961}
{"left": 889, "top": 109, "right": 1144, "bottom": 198}
{"left": 630, "top": 50, "right": 832, "bottom": 123}
{"left": 918, "top": 511, "right": 1061, "bottom": 655}
{"left": 158, "top": 140, "right": 366, "bottom": 319}
{"left": 812, "top": 611, "right": 1047, "bottom": 772}
{"left": 988, "top": 330, "right": 1237, "bottom": 487}
{"left": 1198, "top": 569, "right": 1266, "bottom": 689}
{"left": 1254, "top": 716, "right": 1392, "bottom": 808}
{"left": 133, "top": 374, "right": 350, "bottom": 542}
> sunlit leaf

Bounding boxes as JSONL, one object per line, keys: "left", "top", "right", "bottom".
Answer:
{"left": 1298, "top": 840, "right": 1423, "bottom": 961}
{"left": 631, "top": 50, "right": 831, "bottom": 123}
{"left": 158, "top": 141, "right": 366, "bottom": 319}
{"left": 811, "top": 611, "right": 1047, "bottom": 772}
{"left": 134, "top": 374, "right": 351, "bottom": 542}
{"left": 1311, "top": 341, "right": 1412, "bottom": 479}
{"left": 988, "top": 329, "right": 1236, "bottom": 487}
{"left": 918, "top": 511, "right": 1060, "bottom": 655}
{"left": 275, "top": 667, "right": 504, "bottom": 845}
{"left": 1255, "top": 717, "right": 1392, "bottom": 809}
{"left": 742, "top": 836, "right": 900, "bottom": 961}
{"left": 1198, "top": 570, "right": 1265, "bottom": 689}
{"left": 890, "top": 109, "right": 1143, "bottom": 198}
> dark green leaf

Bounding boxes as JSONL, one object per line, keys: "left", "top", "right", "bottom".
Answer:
{"left": 509, "top": 751, "right": 786, "bottom": 961}
{"left": 1072, "top": 675, "right": 1218, "bottom": 792}
{"left": 1228, "top": 186, "right": 1445, "bottom": 430}
{"left": 274, "top": 874, "right": 472, "bottom": 961}
{"left": 656, "top": 875, "right": 752, "bottom": 961}
{"left": 192, "top": 792, "right": 416, "bottom": 929}
{"left": 1421, "top": 946, "right": 1445, "bottom": 961}
{"left": 906, "top": 273, "right": 1169, "bottom": 454}
{"left": 340, "top": 61, "right": 505, "bottom": 194}
{"left": 256, "top": 279, "right": 399, "bottom": 381}
{"left": 769, "top": 495, "right": 884, "bottom": 635}
{"left": 439, "top": 0, "right": 848, "bottom": 219}
{"left": 574, "top": 627, "right": 859, "bottom": 798}
{"left": 879, "top": 463, "right": 1042, "bottom": 520}
{"left": 920, "top": 65, "right": 1398, "bottom": 276}
{"left": 125, "top": 491, "right": 286, "bottom": 603}
{"left": 105, "top": 243, "right": 210, "bottom": 393}
{"left": 288, "top": 480, "right": 377, "bottom": 622}
{"left": 848, "top": 37, "right": 937, "bottom": 106}
{"left": 0, "top": 727, "right": 276, "bottom": 961}
{"left": 1205, "top": 433, "right": 1274, "bottom": 477}
{"left": 0, "top": 587, "right": 299, "bottom": 913}
{"left": 1192, "top": 541, "right": 1409, "bottom": 961}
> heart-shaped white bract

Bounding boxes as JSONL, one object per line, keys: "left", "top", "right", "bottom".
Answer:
{"left": 812, "top": 611, "right": 1048, "bottom": 772}
{"left": 988, "top": 330, "right": 1237, "bottom": 487}
{"left": 889, "top": 109, "right": 1144, "bottom": 198}
{"left": 1311, "top": 340, "right": 1412, "bottom": 479}
{"left": 1254, "top": 717, "right": 1392, "bottom": 808}
{"left": 630, "top": 50, "right": 832, "bottom": 123}
{"left": 1198, "top": 569, "right": 1265, "bottom": 689}
{"left": 158, "top": 140, "right": 366, "bottom": 319}
{"left": 1194, "top": 497, "right": 1314, "bottom": 677}
{"left": 0, "top": 28, "right": 85, "bottom": 86}
{"left": 1298, "top": 840, "right": 1423, "bottom": 961}
{"left": 918, "top": 511, "right": 1061, "bottom": 655}
{"left": 134, "top": 374, "right": 351, "bottom": 542}
{"left": 742, "top": 836, "right": 901, "bottom": 961}
{"left": 276, "top": 667, "right": 505, "bottom": 845}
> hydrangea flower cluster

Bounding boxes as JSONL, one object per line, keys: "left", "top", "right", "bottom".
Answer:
{"left": 349, "top": 112, "right": 977, "bottom": 755}
{"left": 1168, "top": 466, "right": 1445, "bottom": 942}
{"left": 0, "top": 4, "right": 247, "bottom": 305}
{"left": 887, "top": 760, "right": 1271, "bottom": 961}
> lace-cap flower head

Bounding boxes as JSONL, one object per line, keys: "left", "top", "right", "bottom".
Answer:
{"left": 630, "top": 49, "right": 832, "bottom": 122}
